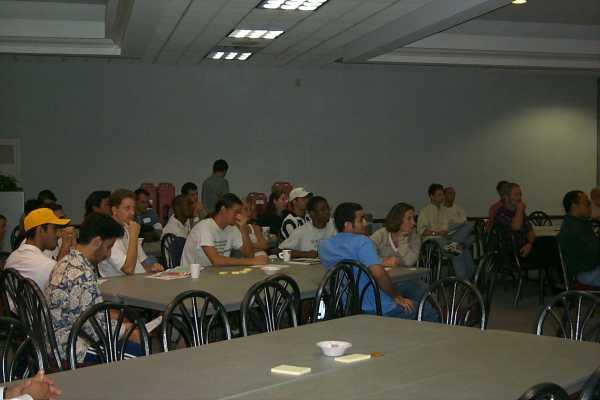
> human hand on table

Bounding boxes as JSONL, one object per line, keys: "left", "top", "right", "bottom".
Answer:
{"left": 382, "top": 257, "right": 399, "bottom": 267}
{"left": 5, "top": 370, "right": 62, "bottom": 400}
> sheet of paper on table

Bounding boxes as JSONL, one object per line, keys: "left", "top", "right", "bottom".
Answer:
{"left": 288, "top": 258, "right": 320, "bottom": 265}
{"left": 146, "top": 271, "right": 191, "bottom": 280}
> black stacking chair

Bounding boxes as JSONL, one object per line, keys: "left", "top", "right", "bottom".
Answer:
{"left": 19, "top": 278, "right": 64, "bottom": 372}
{"left": 528, "top": 211, "right": 552, "bottom": 227}
{"left": 518, "top": 382, "right": 568, "bottom": 400}
{"left": 536, "top": 290, "right": 600, "bottom": 342}
{"left": 0, "top": 268, "right": 23, "bottom": 318}
{"left": 580, "top": 365, "right": 600, "bottom": 400}
{"left": 473, "top": 251, "right": 499, "bottom": 319}
{"left": 0, "top": 317, "right": 43, "bottom": 383}
{"left": 67, "top": 302, "right": 151, "bottom": 369}
{"left": 161, "top": 290, "right": 231, "bottom": 352}
{"left": 266, "top": 274, "right": 302, "bottom": 323}
{"left": 417, "top": 240, "right": 443, "bottom": 283}
{"left": 161, "top": 233, "right": 185, "bottom": 269}
{"left": 312, "top": 263, "right": 357, "bottom": 322}
{"left": 418, "top": 277, "right": 487, "bottom": 330}
{"left": 241, "top": 279, "right": 297, "bottom": 336}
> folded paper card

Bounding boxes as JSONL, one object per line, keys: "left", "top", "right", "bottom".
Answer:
{"left": 334, "top": 354, "right": 371, "bottom": 363}
{"left": 271, "top": 365, "right": 311, "bottom": 376}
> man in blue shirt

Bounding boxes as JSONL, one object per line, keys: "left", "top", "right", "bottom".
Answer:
{"left": 320, "top": 202, "right": 438, "bottom": 321}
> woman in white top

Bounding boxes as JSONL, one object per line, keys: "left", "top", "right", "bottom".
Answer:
{"left": 370, "top": 203, "right": 421, "bottom": 267}
{"left": 241, "top": 200, "right": 268, "bottom": 255}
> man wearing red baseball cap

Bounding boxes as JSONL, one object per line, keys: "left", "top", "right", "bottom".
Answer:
{"left": 5, "top": 208, "right": 70, "bottom": 290}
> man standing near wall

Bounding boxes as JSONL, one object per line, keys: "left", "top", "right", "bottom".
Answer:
{"left": 202, "top": 159, "right": 230, "bottom": 215}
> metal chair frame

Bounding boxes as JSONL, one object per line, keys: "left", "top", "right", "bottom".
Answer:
{"left": 518, "top": 382, "right": 568, "bottom": 400}
{"left": 0, "top": 269, "right": 23, "bottom": 318}
{"left": 312, "top": 264, "right": 358, "bottom": 322}
{"left": 580, "top": 365, "right": 600, "bottom": 400}
{"left": 418, "top": 277, "right": 487, "bottom": 330}
{"left": 160, "top": 233, "right": 177, "bottom": 269}
{"left": 161, "top": 290, "right": 231, "bottom": 352}
{"left": 241, "top": 280, "right": 298, "bottom": 336}
{"left": 266, "top": 274, "right": 302, "bottom": 323}
{"left": 528, "top": 211, "right": 553, "bottom": 227}
{"left": 417, "top": 240, "right": 443, "bottom": 284}
{"left": 536, "top": 290, "right": 600, "bottom": 342}
{"left": 0, "top": 316, "right": 43, "bottom": 383}
{"left": 67, "top": 302, "right": 151, "bottom": 369}
{"left": 473, "top": 251, "right": 499, "bottom": 319}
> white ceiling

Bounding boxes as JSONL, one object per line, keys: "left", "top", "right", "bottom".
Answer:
{"left": 0, "top": 0, "right": 598, "bottom": 71}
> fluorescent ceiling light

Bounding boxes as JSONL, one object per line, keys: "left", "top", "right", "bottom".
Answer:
{"left": 258, "top": 0, "right": 329, "bottom": 11}
{"left": 207, "top": 49, "right": 253, "bottom": 61}
{"left": 229, "top": 29, "right": 284, "bottom": 40}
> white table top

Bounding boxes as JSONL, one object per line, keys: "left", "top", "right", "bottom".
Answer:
{"left": 48, "top": 315, "right": 600, "bottom": 400}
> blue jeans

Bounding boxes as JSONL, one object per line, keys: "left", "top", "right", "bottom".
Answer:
{"left": 432, "top": 223, "right": 476, "bottom": 280}
{"left": 577, "top": 267, "right": 600, "bottom": 286}
{"left": 381, "top": 280, "right": 440, "bottom": 322}
{"left": 83, "top": 340, "right": 144, "bottom": 364}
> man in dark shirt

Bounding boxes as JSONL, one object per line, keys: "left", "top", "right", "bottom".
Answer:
{"left": 558, "top": 190, "right": 600, "bottom": 286}
{"left": 202, "top": 159, "right": 230, "bottom": 214}
{"left": 495, "top": 182, "right": 535, "bottom": 258}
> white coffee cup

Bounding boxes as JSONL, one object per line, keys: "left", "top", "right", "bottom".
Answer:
{"left": 190, "top": 264, "right": 201, "bottom": 279}
{"left": 278, "top": 249, "right": 292, "bottom": 262}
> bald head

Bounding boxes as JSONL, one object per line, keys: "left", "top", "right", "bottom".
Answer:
{"left": 591, "top": 187, "right": 600, "bottom": 207}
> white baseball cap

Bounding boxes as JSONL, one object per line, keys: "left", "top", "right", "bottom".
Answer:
{"left": 289, "top": 187, "right": 312, "bottom": 202}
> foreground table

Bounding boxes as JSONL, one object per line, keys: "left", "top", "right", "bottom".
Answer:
{"left": 49, "top": 315, "right": 600, "bottom": 400}
{"left": 101, "top": 264, "right": 427, "bottom": 311}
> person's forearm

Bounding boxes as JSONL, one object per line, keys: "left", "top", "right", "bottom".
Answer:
{"left": 252, "top": 227, "right": 269, "bottom": 251}
{"left": 121, "top": 240, "right": 138, "bottom": 275}
{"left": 527, "top": 229, "right": 535, "bottom": 244}
{"left": 370, "top": 265, "right": 400, "bottom": 299}
{"left": 56, "top": 241, "right": 70, "bottom": 261}
{"left": 290, "top": 250, "right": 317, "bottom": 258}
{"left": 238, "top": 228, "right": 254, "bottom": 257}
{"left": 511, "top": 210, "right": 524, "bottom": 231}
{"left": 209, "top": 254, "right": 256, "bottom": 266}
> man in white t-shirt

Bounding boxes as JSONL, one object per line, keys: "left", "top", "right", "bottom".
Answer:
{"left": 98, "top": 189, "right": 164, "bottom": 277}
{"left": 181, "top": 193, "right": 269, "bottom": 267}
{"left": 5, "top": 208, "right": 70, "bottom": 290}
{"left": 443, "top": 186, "right": 467, "bottom": 225}
{"left": 281, "top": 187, "right": 312, "bottom": 240}
{"left": 280, "top": 196, "right": 336, "bottom": 258}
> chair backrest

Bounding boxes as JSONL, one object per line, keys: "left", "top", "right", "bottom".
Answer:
{"left": 0, "top": 316, "right": 43, "bottom": 383}
{"left": 473, "top": 251, "right": 498, "bottom": 318}
{"left": 536, "top": 290, "right": 600, "bottom": 342}
{"left": 472, "top": 219, "right": 487, "bottom": 259}
{"left": 67, "top": 302, "right": 150, "bottom": 369}
{"left": 266, "top": 274, "right": 302, "bottom": 323}
{"left": 161, "top": 290, "right": 231, "bottom": 352}
{"left": 247, "top": 192, "right": 268, "bottom": 218}
{"left": 418, "top": 277, "right": 487, "bottom": 330}
{"left": 0, "top": 268, "right": 23, "bottom": 318}
{"left": 518, "top": 382, "right": 568, "bottom": 400}
{"left": 312, "top": 263, "right": 358, "bottom": 322}
{"left": 580, "top": 365, "right": 600, "bottom": 400}
{"left": 417, "top": 240, "right": 442, "bottom": 283}
{"left": 161, "top": 233, "right": 185, "bottom": 269}
{"left": 9, "top": 226, "right": 21, "bottom": 251}
{"left": 241, "top": 279, "right": 297, "bottom": 336}
{"left": 529, "top": 211, "right": 552, "bottom": 227}
{"left": 271, "top": 182, "right": 293, "bottom": 196}
{"left": 19, "top": 278, "right": 63, "bottom": 372}
{"left": 338, "top": 260, "right": 382, "bottom": 316}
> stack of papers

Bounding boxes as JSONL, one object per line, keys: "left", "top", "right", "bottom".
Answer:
{"left": 146, "top": 270, "right": 191, "bottom": 280}
{"left": 288, "top": 258, "right": 320, "bottom": 265}
{"left": 334, "top": 354, "right": 371, "bottom": 363}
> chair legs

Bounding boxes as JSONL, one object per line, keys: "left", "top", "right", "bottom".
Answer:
{"left": 513, "top": 269, "right": 546, "bottom": 307}
{"left": 513, "top": 274, "right": 524, "bottom": 307}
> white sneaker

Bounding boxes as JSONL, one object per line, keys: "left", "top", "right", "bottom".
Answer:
{"left": 443, "top": 242, "right": 462, "bottom": 255}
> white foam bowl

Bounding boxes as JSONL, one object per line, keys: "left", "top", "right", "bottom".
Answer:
{"left": 261, "top": 266, "right": 281, "bottom": 275}
{"left": 316, "top": 341, "right": 352, "bottom": 357}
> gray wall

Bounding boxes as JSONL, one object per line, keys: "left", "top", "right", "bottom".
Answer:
{"left": 0, "top": 61, "right": 596, "bottom": 222}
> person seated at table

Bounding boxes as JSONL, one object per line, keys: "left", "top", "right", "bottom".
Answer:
{"left": 370, "top": 202, "right": 420, "bottom": 267}
{"left": 281, "top": 187, "right": 312, "bottom": 240}
{"left": 495, "top": 182, "right": 536, "bottom": 259}
{"left": 134, "top": 188, "right": 163, "bottom": 242}
{"left": 590, "top": 187, "right": 600, "bottom": 221}
{"left": 202, "top": 159, "right": 230, "bottom": 215}
{"left": 182, "top": 182, "right": 206, "bottom": 224}
{"left": 84, "top": 190, "right": 111, "bottom": 217}
{"left": 47, "top": 212, "right": 146, "bottom": 366}
{"left": 5, "top": 208, "right": 71, "bottom": 290}
{"left": 319, "top": 202, "right": 438, "bottom": 321}
{"left": 239, "top": 200, "right": 268, "bottom": 256}
{"left": 98, "top": 189, "right": 164, "bottom": 277}
{"left": 1, "top": 370, "right": 62, "bottom": 400}
{"left": 280, "top": 196, "right": 336, "bottom": 258}
{"left": 162, "top": 195, "right": 194, "bottom": 239}
{"left": 37, "top": 189, "right": 58, "bottom": 206}
{"left": 487, "top": 180, "right": 509, "bottom": 230}
{"left": 443, "top": 187, "right": 467, "bottom": 225}
{"left": 181, "top": 193, "right": 268, "bottom": 268}
{"left": 558, "top": 190, "right": 600, "bottom": 287}
{"left": 257, "top": 189, "right": 289, "bottom": 240}
{"left": 417, "top": 184, "right": 475, "bottom": 280}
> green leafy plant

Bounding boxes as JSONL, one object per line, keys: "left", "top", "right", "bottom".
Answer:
{"left": 0, "top": 174, "right": 22, "bottom": 191}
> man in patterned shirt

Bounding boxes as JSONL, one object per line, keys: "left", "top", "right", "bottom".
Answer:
{"left": 46, "top": 212, "right": 139, "bottom": 364}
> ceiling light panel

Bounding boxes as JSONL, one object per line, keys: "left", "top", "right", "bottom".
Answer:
{"left": 229, "top": 29, "right": 284, "bottom": 40}
{"left": 258, "top": 0, "right": 329, "bottom": 11}
{"left": 207, "top": 49, "right": 253, "bottom": 61}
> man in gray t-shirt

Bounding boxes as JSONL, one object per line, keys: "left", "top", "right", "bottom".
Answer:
{"left": 202, "top": 159, "right": 230, "bottom": 214}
